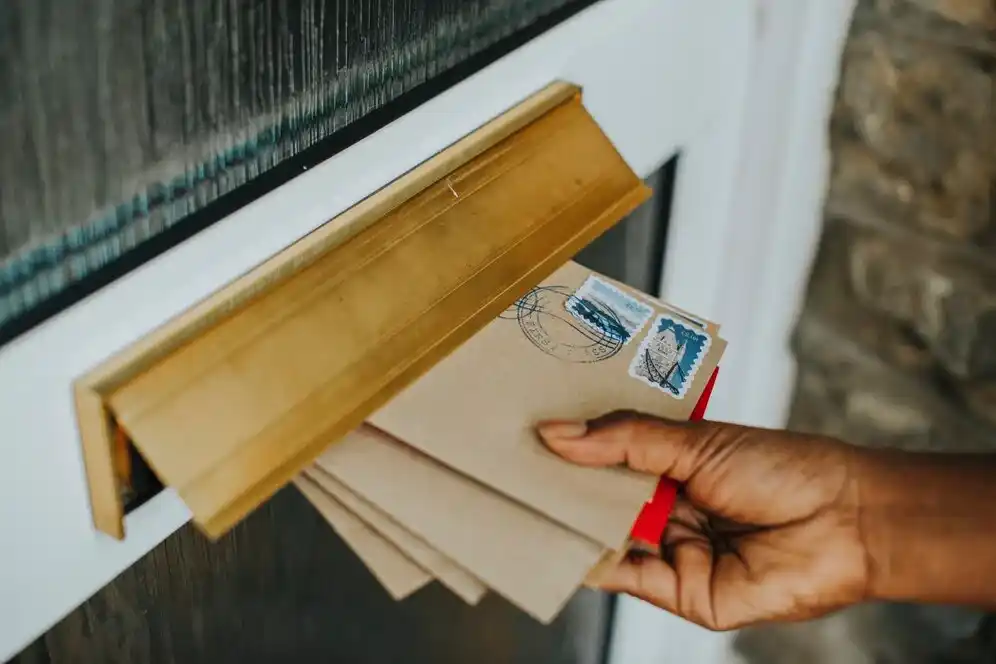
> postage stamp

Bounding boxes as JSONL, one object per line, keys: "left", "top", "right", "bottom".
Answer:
{"left": 564, "top": 276, "right": 654, "bottom": 345}
{"left": 628, "top": 313, "right": 712, "bottom": 399}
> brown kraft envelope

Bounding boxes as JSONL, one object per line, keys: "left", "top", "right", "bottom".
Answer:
{"left": 302, "top": 467, "right": 488, "bottom": 605}
{"left": 369, "top": 260, "right": 726, "bottom": 551}
{"left": 293, "top": 476, "right": 431, "bottom": 600}
{"left": 314, "top": 425, "right": 606, "bottom": 623}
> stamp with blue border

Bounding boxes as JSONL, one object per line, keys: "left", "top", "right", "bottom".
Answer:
{"left": 628, "top": 313, "right": 712, "bottom": 399}
{"left": 564, "top": 276, "right": 654, "bottom": 346}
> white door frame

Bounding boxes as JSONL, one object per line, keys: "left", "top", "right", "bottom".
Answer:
{"left": 608, "top": 1, "right": 857, "bottom": 662}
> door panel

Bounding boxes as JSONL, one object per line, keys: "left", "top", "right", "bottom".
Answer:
{"left": 16, "top": 487, "right": 610, "bottom": 664}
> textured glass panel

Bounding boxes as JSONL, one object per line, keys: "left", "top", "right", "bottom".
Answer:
{"left": 0, "top": 0, "right": 598, "bottom": 344}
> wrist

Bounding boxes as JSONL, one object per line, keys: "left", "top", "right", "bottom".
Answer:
{"left": 854, "top": 446, "right": 996, "bottom": 606}
{"left": 852, "top": 447, "right": 912, "bottom": 602}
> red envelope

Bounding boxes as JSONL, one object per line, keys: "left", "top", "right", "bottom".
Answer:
{"left": 628, "top": 366, "right": 719, "bottom": 546}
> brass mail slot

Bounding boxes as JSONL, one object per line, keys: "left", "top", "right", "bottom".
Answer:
{"left": 74, "top": 81, "right": 652, "bottom": 541}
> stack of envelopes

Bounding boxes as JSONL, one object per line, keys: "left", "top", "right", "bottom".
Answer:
{"left": 294, "top": 261, "right": 726, "bottom": 622}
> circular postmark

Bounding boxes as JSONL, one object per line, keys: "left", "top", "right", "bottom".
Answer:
{"left": 500, "top": 286, "right": 624, "bottom": 363}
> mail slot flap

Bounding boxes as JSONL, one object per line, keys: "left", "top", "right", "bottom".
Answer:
{"left": 74, "top": 81, "right": 652, "bottom": 541}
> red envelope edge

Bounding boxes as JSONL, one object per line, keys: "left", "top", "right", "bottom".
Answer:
{"left": 628, "top": 366, "right": 719, "bottom": 547}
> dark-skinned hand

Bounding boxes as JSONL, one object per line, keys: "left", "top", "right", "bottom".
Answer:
{"left": 536, "top": 411, "right": 871, "bottom": 631}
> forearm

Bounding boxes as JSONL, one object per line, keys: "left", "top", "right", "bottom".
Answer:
{"left": 857, "top": 448, "right": 996, "bottom": 607}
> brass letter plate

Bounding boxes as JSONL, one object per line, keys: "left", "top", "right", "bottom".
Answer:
{"left": 74, "top": 81, "right": 652, "bottom": 540}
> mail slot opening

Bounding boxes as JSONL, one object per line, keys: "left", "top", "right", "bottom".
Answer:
{"left": 575, "top": 154, "right": 679, "bottom": 296}
{"left": 117, "top": 427, "right": 165, "bottom": 516}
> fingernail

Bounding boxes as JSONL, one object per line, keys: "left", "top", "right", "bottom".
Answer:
{"left": 536, "top": 420, "right": 588, "bottom": 439}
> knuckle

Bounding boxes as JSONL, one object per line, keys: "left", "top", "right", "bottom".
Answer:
{"left": 617, "top": 419, "right": 647, "bottom": 441}
{"left": 685, "top": 604, "right": 720, "bottom": 631}
{"left": 616, "top": 421, "right": 653, "bottom": 468}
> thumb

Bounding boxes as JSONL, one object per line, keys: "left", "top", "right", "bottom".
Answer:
{"left": 536, "top": 410, "right": 716, "bottom": 481}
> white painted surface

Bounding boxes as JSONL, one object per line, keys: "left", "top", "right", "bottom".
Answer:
{"left": 607, "top": 1, "right": 857, "bottom": 663}
{"left": 672, "top": 0, "right": 858, "bottom": 432}
{"left": 0, "top": 0, "right": 751, "bottom": 660}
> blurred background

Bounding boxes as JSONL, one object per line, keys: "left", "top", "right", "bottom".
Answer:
{"left": 737, "top": 1, "right": 996, "bottom": 662}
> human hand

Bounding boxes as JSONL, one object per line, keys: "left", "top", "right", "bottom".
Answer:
{"left": 537, "top": 412, "right": 871, "bottom": 630}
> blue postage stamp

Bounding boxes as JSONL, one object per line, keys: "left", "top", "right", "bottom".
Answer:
{"left": 564, "top": 275, "right": 654, "bottom": 345}
{"left": 628, "top": 313, "right": 712, "bottom": 398}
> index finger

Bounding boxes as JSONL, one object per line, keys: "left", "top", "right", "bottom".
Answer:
{"left": 535, "top": 411, "right": 719, "bottom": 482}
